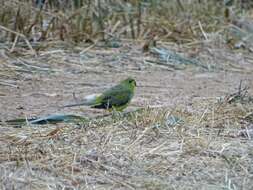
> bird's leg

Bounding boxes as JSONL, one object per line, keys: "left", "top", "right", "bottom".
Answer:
{"left": 106, "top": 100, "right": 110, "bottom": 110}
{"left": 111, "top": 106, "right": 123, "bottom": 120}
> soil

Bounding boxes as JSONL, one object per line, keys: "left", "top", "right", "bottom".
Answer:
{"left": 1, "top": 42, "right": 252, "bottom": 120}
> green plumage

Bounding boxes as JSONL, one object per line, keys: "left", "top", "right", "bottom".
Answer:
{"left": 63, "top": 77, "right": 136, "bottom": 111}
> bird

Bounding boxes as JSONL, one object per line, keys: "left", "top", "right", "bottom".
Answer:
{"left": 63, "top": 77, "right": 136, "bottom": 111}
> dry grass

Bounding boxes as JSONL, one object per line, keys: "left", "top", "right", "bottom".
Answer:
{"left": 0, "top": 40, "right": 253, "bottom": 189}
{"left": 0, "top": 0, "right": 244, "bottom": 43}
{"left": 0, "top": 97, "right": 253, "bottom": 189}
{"left": 0, "top": 0, "right": 253, "bottom": 190}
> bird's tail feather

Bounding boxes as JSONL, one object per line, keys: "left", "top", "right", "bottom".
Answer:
{"left": 62, "top": 102, "right": 90, "bottom": 108}
{"left": 62, "top": 94, "right": 100, "bottom": 108}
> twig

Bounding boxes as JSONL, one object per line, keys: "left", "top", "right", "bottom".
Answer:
{"left": 198, "top": 21, "right": 208, "bottom": 40}
{"left": 0, "top": 24, "right": 37, "bottom": 56}
{"left": 80, "top": 43, "right": 97, "bottom": 54}
{"left": 0, "top": 81, "right": 18, "bottom": 88}
{"left": 10, "top": 35, "right": 19, "bottom": 52}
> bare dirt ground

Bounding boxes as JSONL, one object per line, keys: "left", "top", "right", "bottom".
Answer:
{"left": 1, "top": 42, "right": 252, "bottom": 118}
{"left": 0, "top": 41, "right": 253, "bottom": 189}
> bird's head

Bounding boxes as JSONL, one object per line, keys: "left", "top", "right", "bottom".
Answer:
{"left": 121, "top": 77, "right": 137, "bottom": 90}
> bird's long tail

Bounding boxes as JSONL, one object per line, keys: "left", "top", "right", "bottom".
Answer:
{"left": 62, "top": 94, "right": 100, "bottom": 108}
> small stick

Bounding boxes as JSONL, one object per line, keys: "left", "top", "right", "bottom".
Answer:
{"left": 0, "top": 24, "right": 37, "bottom": 56}
{"left": 198, "top": 21, "right": 208, "bottom": 41}
{"left": 10, "top": 35, "right": 19, "bottom": 52}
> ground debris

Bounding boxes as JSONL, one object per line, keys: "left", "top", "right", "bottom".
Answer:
{"left": 149, "top": 47, "right": 208, "bottom": 70}
{"left": 223, "top": 80, "right": 253, "bottom": 104}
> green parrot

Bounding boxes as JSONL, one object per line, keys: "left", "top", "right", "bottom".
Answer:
{"left": 63, "top": 77, "right": 136, "bottom": 111}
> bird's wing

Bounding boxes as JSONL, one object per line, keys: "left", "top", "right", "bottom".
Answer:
{"left": 93, "top": 86, "right": 132, "bottom": 109}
